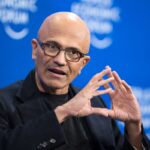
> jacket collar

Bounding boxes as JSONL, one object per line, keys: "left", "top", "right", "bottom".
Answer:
{"left": 16, "top": 69, "right": 80, "bottom": 102}
{"left": 16, "top": 69, "right": 41, "bottom": 102}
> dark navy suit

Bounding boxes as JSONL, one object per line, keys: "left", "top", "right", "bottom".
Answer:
{"left": 0, "top": 70, "right": 149, "bottom": 150}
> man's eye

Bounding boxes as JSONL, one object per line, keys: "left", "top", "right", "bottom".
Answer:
{"left": 48, "top": 44, "right": 58, "bottom": 49}
{"left": 71, "top": 50, "right": 76, "bottom": 54}
{"left": 67, "top": 49, "right": 79, "bottom": 57}
{"left": 70, "top": 50, "right": 77, "bottom": 54}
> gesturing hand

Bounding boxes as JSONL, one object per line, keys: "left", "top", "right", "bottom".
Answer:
{"left": 57, "top": 66, "right": 141, "bottom": 125}
{"left": 55, "top": 66, "right": 143, "bottom": 150}
{"left": 103, "top": 67, "right": 141, "bottom": 123}
{"left": 62, "top": 67, "right": 114, "bottom": 117}
{"left": 103, "top": 66, "right": 143, "bottom": 150}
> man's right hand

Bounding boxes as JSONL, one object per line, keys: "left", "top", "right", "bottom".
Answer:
{"left": 55, "top": 67, "right": 114, "bottom": 123}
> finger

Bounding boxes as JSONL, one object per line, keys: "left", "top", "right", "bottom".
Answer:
{"left": 95, "top": 77, "right": 114, "bottom": 89}
{"left": 91, "top": 108, "right": 110, "bottom": 117}
{"left": 104, "top": 66, "right": 117, "bottom": 89}
{"left": 95, "top": 108, "right": 116, "bottom": 119}
{"left": 93, "top": 68, "right": 112, "bottom": 82}
{"left": 91, "top": 108, "right": 116, "bottom": 119}
{"left": 108, "top": 110, "right": 130, "bottom": 122}
{"left": 121, "top": 80, "right": 132, "bottom": 93}
{"left": 112, "top": 71, "right": 127, "bottom": 92}
{"left": 112, "top": 71, "right": 122, "bottom": 86}
{"left": 92, "top": 108, "right": 119, "bottom": 120}
{"left": 103, "top": 82, "right": 110, "bottom": 89}
{"left": 107, "top": 110, "right": 116, "bottom": 118}
{"left": 93, "top": 88, "right": 113, "bottom": 96}
{"left": 112, "top": 71, "right": 122, "bottom": 82}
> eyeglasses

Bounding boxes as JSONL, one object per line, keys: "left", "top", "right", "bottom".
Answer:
{"left": 37, "top": 39, "right": 87, "bottom": 62}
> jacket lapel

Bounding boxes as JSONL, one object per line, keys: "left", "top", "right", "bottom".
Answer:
{"left": 16, "top": 96, "right": 49, "bottom": 123}
{"left": 15, "top": 70, "right": 50, "bottom": 123}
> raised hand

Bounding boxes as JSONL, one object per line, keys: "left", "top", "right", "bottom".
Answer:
{"left": 103, "top": 67, "right": 141, "bottom": 124}
{"left": 104, "top": 67, "right": 143, "bottom": 150}
{"left": 55, "top": 66, "right": 143, "bottom": 150}
{"left": 57, "top": 66, "right": 141, "bottom": 124}
{"left": 61, "top": 67, "right": 114, "bottom": 118}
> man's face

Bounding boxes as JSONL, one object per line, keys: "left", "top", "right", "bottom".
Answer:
{"left": 32, "top": 18, "right": 90, "bottom": 94}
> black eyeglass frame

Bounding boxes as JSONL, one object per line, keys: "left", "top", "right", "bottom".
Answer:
{"left": 36, "top": 39, "right": 87, "bottom": 62}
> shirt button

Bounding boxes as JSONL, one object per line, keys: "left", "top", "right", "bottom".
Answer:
{"left": 49, "top": 138, "right": 56, "bottom": 144}
{"left": 37, "top": 145, "right": 42, "bottom": 149}
{"left": 41, "top": 141, "right": 48, "bottom": 147}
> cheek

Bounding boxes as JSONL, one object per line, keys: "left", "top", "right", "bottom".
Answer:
{"left": 36, "top": 53, "right": 49, "bottom": 68}
{"left": 35, "top": 53, "right": 51, "bottom": 79}
{"left": 68, "top": 63, "right": 82, "bottom": 79}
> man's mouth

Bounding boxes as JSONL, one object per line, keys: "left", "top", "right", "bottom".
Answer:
{"left": 48, "top": 68, "right": 67, "bottom": 76}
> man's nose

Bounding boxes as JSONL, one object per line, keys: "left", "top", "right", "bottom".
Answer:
{"left": 52, "top": 51, "right": 67, "bottom": 66}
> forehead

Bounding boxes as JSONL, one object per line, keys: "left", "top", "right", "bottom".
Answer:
{"left": 38, "top": 16, "right": 90, "bottom": 53}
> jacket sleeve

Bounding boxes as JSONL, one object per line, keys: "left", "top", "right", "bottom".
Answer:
{"left": 0, "top": 101, "right": 65, "bottom": 150}
{"left": 109, "top": 108, "right": 150, "bottom": 150}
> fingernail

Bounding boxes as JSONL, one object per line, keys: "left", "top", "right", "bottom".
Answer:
{"left": 105, "top": 65, "right": 111, "bottom": 69}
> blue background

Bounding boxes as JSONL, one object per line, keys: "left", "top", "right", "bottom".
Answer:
{"left": 0, "top": 0, "right": 150, "bottom": 138}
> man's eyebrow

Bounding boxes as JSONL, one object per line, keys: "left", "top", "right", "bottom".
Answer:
{"left": 45, "top": 40, "right": 61, "bottom": 47}
{"left": 45, "top": 40, "right": 81, "bottom": 51}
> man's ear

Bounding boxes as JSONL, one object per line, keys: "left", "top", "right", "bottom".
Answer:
{"left": 82, "top": 55, "right": 90, "bottom": 66}
{"left": 79, "top": 56, "right": 90, "bottom": 74}
{"left": 32, "top": 39, "right": 38, "bottom": 60}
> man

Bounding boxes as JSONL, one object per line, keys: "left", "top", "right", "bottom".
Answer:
{"left": 0, "top": 12, "right": 149, "bottom": 150}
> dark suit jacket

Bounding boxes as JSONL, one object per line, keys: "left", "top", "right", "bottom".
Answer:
{"left": 0, "top": 71, "right": 149, "bottom": 150}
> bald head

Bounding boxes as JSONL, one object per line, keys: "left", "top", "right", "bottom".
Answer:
{"left": 38, "top": 12, "right": 90, "bottom": 53}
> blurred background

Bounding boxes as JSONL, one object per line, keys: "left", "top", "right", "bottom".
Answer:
{"left": 0, "top": 0, "right": 150, "bottom": 138}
